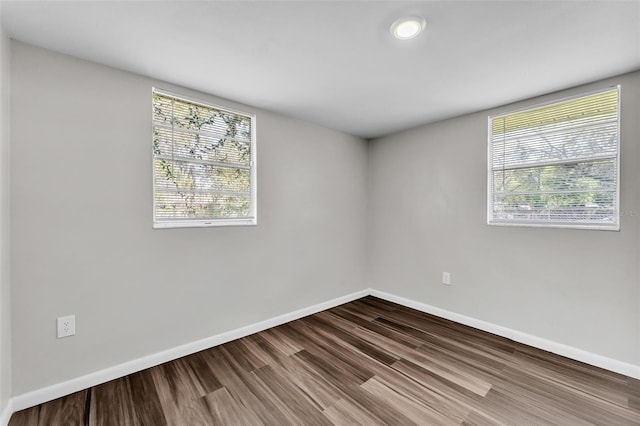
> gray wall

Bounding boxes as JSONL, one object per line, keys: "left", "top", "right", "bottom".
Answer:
{"left": 369, "top": 71, "right": 640, "bottom": 365}
{"left": 7, "top": 39, "right": 640, "bottom": 400}
{"left": 0, "top": 11, "right": 11, "bottom": 416}
{"left": 10, "top": 42, "right": 369, "bottom": 395}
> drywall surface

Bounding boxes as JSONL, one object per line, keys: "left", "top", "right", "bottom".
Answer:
{"left": 369, "top": 72, "right": 640, "bottom": 366}
{"left": 10, "top": 42, "right": 368, "bottom": 394}
{"left": 0, "top": 13, "right": 11, "bottom": 418}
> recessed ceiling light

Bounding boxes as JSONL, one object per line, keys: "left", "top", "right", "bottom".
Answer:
{"left": 390, "top": 16, "right": 426, "bottom": 40}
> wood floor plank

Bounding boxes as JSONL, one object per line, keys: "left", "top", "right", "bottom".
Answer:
{"left": 327, "top": 308, "right": 424, "bottom": 349}
{"left": 243, "top": 333, "right": 293, "bottom": 369}
{"left": 301, "top": 315, "right": 399, "bottom": 366}
{"left": 5, "top": 407, "right": 40, "bottom": 426}
{"left": 180, "top": 351, "right": 224, "bottom": 395}
{"left": 629, "top": 378, "right": 640, "bottom": 411}
{"left": 360, "top": 377, "right": 453, "bottom": 425}
{"left": 89, "top": 378, "right": 139, "bottom": 426}
{"left": 355, "top": 296, "right": 401, "bottom": 314}
{"left": 252, "top": 364, "right": 333, "bottom": 425}
{"left": 127, "top": 369, "right": 167, "bottom": 426}
{"left": 166, "top": 396, "right": 216, "bottom": 426}
{"left": 293, "top": 349, "right": 367, "bottom": 396}
{"left": 11, "top": 386, "right": 109, "bottom": 426}
{"left": 414, "top": 344, "right": 496, "bottom": 396}
{"left": 223, "top": 338, "right": 267, "bottom": 373}
{"left": 512, "top": 347, "right": 632, "bottom": 404}
{"left": 392, "top": 357, "right": 492, "bottom": 404}
{"left": 383, "top": 304, "right": 515, "bottom": 351}
{"left": 9, "top": 296, "right": 640, "bottom": 425}
{"left": 475, "top": 387, "right": 558, "bottom": 425}
{"left": 330, "top": 304, "right": 380, "bottom": 323}
{"left": 203, "top": 387, "right": 263, "bottom": 426}
{"left": 498, "top": 365, "right": 640, "bottom": 425}
{"left": 350, "top": 325, "right": 423, "bottom": 359}
{"left": 217, "top": 346, "right": 300, "bottom": 425}
{"left": 35, "top": 390, "right": 87, "bottom": 426}
{"left": 372, "top": 359, "right": 472, "bottom": 423}
{"left": 199, "top": 348, "right": 289, "bottom": 426}
{"left": 150, "top": 359, "right": 210, "bottom": 426}
{"left": 284, "top": 321, "right": 375, "bottom": 383}
{"left": 415, "top": 333, "right": 510, "bottom": 375}
{"left": 338, "top": 383, "right": 418, "bottom": 425}
{"left": 321, "top": 398, "right": 382, "bottom": 426}
{"left": 267, "top": 349, "right": 346, "bottom": 409}
{"left": 402, "top": 348, "right": 494, "bottom": 397}
{"left": 262, "top": 326, "right": 304, "bottom": 355}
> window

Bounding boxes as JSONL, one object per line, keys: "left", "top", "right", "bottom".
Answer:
{"left": 152, "top": 89, "right": 256, "bottom": 228}
{"left": 488, "top": 86, "right": 620, "bottom": 230}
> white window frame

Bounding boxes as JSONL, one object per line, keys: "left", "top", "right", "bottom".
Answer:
{"left": 487, "top": 86, "right": 621, "bottom": 231}
{"left": 152, "top": 88, "right": 257, "bottom": 229}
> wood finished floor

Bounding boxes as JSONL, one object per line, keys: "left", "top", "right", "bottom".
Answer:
{"left": 9, "top": 296, "right": 640, "bottom": 425}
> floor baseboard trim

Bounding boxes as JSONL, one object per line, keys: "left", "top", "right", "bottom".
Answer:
{"left": 1, "top": 398, "right": 13, "bottom": 426}
{"left": 370, "top": 289, "right": 640, "bottom": 380}
{"left": 9, "top": 287, "right": 640, "bottom": 415}
{"left": 10, "top": 289, "right": 369, "bottom": 413}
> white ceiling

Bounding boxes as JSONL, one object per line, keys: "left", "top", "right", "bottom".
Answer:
{"left": 2, "top": 1, "right": 639, "bottom": 139}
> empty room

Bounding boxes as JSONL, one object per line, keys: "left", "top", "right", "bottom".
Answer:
{"left": 0, "top": 1, "right": 639, "bottom": 425}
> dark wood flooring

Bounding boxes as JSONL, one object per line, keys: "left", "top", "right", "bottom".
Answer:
{"left": 9, "top": 296, "right": 640, "bottom": 425}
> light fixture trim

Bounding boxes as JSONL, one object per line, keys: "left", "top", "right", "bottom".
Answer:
{"left": 390, "top": 16, "right": 426, "bottom": 40}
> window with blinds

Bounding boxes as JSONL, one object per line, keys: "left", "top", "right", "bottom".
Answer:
{"left": 152, "top": 89, "right": 256, "bottom": 228}
{"left": 488, "top": 86, "right": 620, "bottom": 230}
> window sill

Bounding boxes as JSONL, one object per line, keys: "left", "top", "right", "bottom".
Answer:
{"left": 487, "top": 220, "right": 619, "bottom": 231}
{"left": 153, "top": 218, "right": 257, "bottom": 229}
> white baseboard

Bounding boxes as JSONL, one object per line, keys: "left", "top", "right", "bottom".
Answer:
{"left": 10, "top": 289, "right": 369, "bottom": 413}
{"left": 370, "top": 289, "right": 640, "bottom": 380}
{"left": 8, "top": 286, "right": 640, "bottom": 416}
{"left": 0, "top": 398, "right": 12, "bottom": 426}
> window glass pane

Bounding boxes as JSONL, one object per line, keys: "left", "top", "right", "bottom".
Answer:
{"left": 153, "top": 90, "right": 255, "bottom": 227}
{"left": 153, "top": 127, "right": 250, "bottom": 166}
{"left": 488, "top": 87, "right": 619, "bottom": 229}
{"left": 491, "top": 120, "right": 618, "bottom": 168}
{"left": 154, "top": 193, "right": 251, "bottom": 219}
{"left": 492, "top": 160, "right": 616, "bottom": 193}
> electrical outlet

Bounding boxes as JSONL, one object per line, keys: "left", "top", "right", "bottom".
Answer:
{"left": 442, "top": 272, "right": 451, "bottom": 285}
{"left": 57, "top": 315, "right": 76, "bottom": 338}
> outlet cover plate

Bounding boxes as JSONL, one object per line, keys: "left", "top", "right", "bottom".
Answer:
{"left": 57, "top": 315, "right": 76, "bottom": 338}
{"left": 442, "top": 272, "right": 451, "bottom": 285}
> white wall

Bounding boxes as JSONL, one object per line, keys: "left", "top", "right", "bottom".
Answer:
{"left": 0, "top": 6, "right": 11, "bottom": 420}
{"left": 369, "top": 72, "right": 640, "bottom": 366}
{"left": 10, "top": 42, "right": 369, "bottom": 395}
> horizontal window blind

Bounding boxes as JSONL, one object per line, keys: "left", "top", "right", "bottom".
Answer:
{"left": 488, "top": 87, "right": 620, "bottom": 230}
{"left": 152, "top": 89, "right": 256, "bottom": 228}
